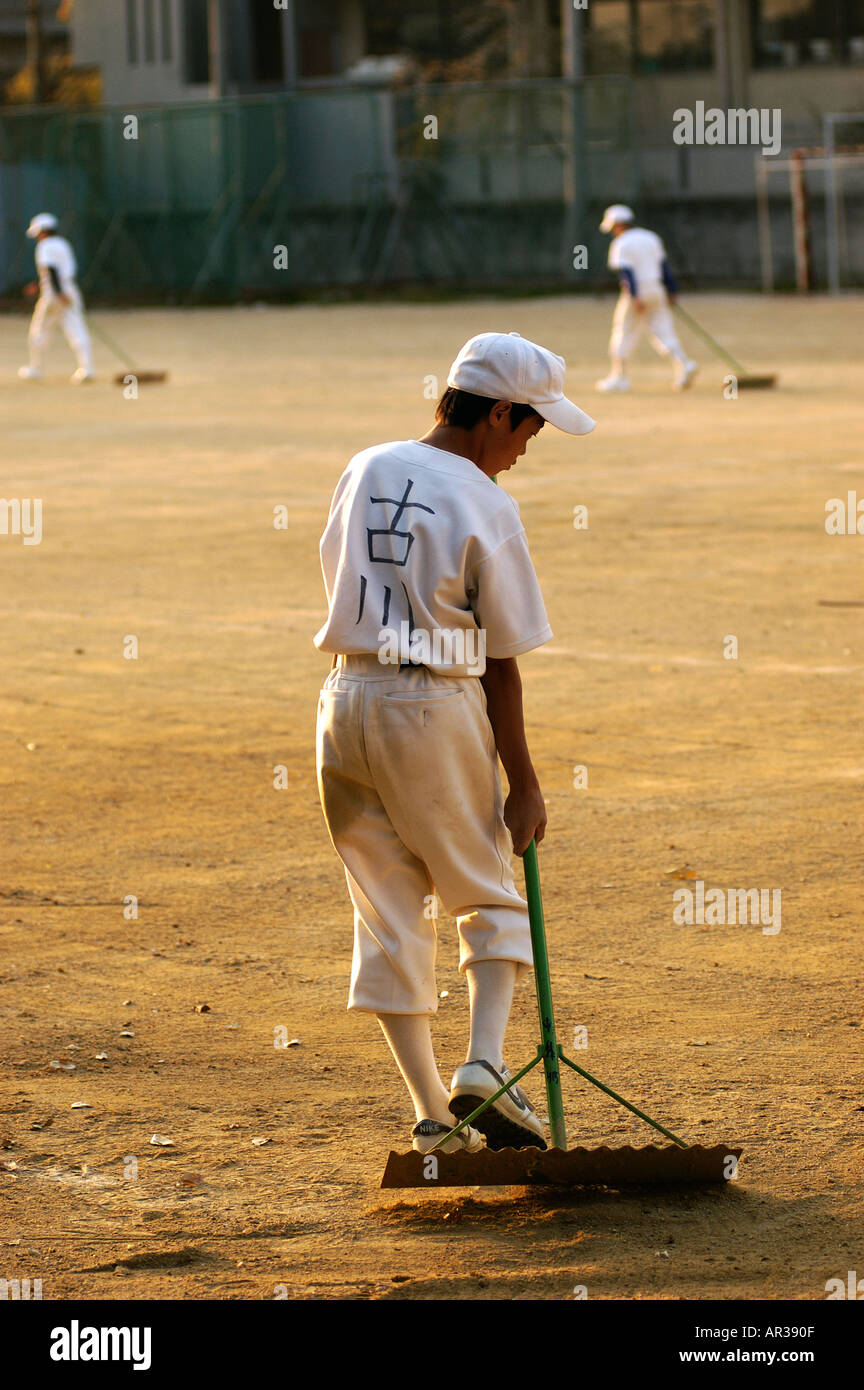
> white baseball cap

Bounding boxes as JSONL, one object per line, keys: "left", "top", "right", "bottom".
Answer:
{"left": 599, "top": 204, "right": 635, "bottom": 232}
{"left": 26, "top": 212, "right": 58, "bottom": 238}
{"left": 447, "top": 331, "right": 596, "bottom": 437}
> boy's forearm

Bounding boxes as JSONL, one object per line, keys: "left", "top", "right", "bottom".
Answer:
{"left": 480, "top": 656, "right": 537, "bottom": 787}
{"left": 481, "top": 655, "right": 546, "bottom": 853}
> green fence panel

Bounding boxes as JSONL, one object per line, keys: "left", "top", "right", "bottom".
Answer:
{"left": 0, "top": 79, "right": 637, "bottom": 300}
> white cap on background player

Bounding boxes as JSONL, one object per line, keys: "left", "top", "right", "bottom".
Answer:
{"left": 447, "top": 331, "right": 596, "bottom": 436}
{"left": 26, "top": 212, "right": 58, "bottom": 238}
{"left": 599, "top": 204, "right": 635, "bottom": 232}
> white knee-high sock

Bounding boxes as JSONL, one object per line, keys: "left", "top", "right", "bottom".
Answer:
{"left": 377, "top": 1013, "right": 452, "bottom": 1125}
{"left": 465, "top": 959, "right": 518, "bottom": 1068}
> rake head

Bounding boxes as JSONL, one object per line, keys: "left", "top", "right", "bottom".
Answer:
{"left": 736, "top": 374, "right": 777, "bottom": 389}
{"left": 112, "top": 370, "right": 169, "bottom": 385}
{"left": 381, "top": 1143, "right": 742, "bottom": 1189}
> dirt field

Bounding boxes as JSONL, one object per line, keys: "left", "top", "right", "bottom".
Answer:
{"left": 1, "top": 294, "right": 862, "bottom": 1302}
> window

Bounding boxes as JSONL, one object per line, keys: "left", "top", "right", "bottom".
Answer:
{"left": 585, "top": 0, "right": 714, "bottom": 74}
{"left": 249, "top": 1, "right": 285, "bottom": 81}
{"left": 636, "top": 0, "right": 713, "bottom": 72}
{"left": 299, "top": 29, "right": 336, "bottom": 77}
{"left": 183, "top": 0, "right": 209, "bottom": 83}
{"left": 125, "top": 0, "right": 139, "bottom": 66}
{"left": 295, "top": 0, "right": 339, "bottom": 77}
{"left": 161, "top": 0, "right": 173, "bottom": 63}
{"left": 584, "top": 1, "right": 633, "bottom": 75}
{"left": 752, "top": 0, "right": 864, "bottom": 67}
{"left": 143, "top": 0, "right": 155, "bottom": 63}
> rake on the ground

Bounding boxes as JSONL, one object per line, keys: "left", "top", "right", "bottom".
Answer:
{"left": 382, "top": 840, "right": 742, "bottom": 1188}
{"left": 89, "top": 318, "right": 169, "bottom": 385}
{"left": 673, "top": 302, "right": 777, "bottom": 389}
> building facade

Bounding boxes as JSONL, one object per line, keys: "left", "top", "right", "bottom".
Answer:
{"left": 71, "top": 0, "right": 367, "bottom": 104}
{"left": 70, "top": 0, "right": 864, "bottom": 124}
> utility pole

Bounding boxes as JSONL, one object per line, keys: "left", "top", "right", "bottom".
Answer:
{"left": 561, "top": 0, "right": 584, "bottom": 82}
{"left": 561, "top": 2, "right": 585, "bottom": 278}
{"left": 26, "top": 0, "right": 45, "bottom": 104}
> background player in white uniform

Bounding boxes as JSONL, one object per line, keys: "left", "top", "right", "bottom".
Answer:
{"left": 596, "top": 204, "right": 697, "bottom": 393}
{"left": 18, "top": 213, "right": 94, "bottom": 384}
{"left": 314, "top": 331, "right": 595, "bottom": 1155}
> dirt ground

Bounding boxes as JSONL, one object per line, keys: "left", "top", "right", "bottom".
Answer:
{"left": 1, "top": 294, "right": 862, "bottom": 1301}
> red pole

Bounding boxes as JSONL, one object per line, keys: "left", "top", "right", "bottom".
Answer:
{"left": 790, "top": 149, "right": 812, "bottom": 293}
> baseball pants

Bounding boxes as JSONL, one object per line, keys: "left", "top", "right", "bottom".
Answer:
{"left": 27, "top": 286, "right": 93, "bottom": 374}
{"left": 315, "top": 655, "right": 534, "bottom": 1014}
{"left": 609, "top": 285, "right": 687, "bottom": 362}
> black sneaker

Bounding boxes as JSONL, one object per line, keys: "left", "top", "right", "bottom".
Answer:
{"left": 411, "top": 1119, "right": 484, "bottom": 1155}
{"left": 449, "top": 1060, "right": 547, "bottom": 1151}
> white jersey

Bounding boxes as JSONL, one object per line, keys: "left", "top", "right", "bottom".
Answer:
{"left": 608, "top": 227, "right": 667, "bottom": 294}
{"left": 35, "top": 235, "right": 78, "bottom": 296}
{"left": 314, "top": 439, "right": 552, "bottom": 676}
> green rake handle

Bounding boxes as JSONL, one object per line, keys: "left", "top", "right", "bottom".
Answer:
{"left": 428, "top": 478, "right": 688, "bottom": 1156}
{"left": 522, "top": 839, "right": 568, "bottom": 1149}
{"left": 432, "top": 838, "right": 686, "bottom": 1154}
{"left": 89, "top": 318, "right": 141, "bottom": 372}
{"left": 672, "top": 302, "right": 749, "bottom": 376}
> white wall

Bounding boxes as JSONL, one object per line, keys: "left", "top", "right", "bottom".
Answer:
{"left": 72, "top": 0, "right": 208, "bottom": 105}
{"left": 631, "top": 67, "right": 864, "bottom": 137}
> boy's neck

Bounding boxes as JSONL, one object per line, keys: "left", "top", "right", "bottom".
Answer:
{"left": 417, "top": 424, "right": 490, "bottom": 474}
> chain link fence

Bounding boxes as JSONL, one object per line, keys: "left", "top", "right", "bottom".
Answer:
{"left": 0, "top": 78, "right": 636, "bottom": 300}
